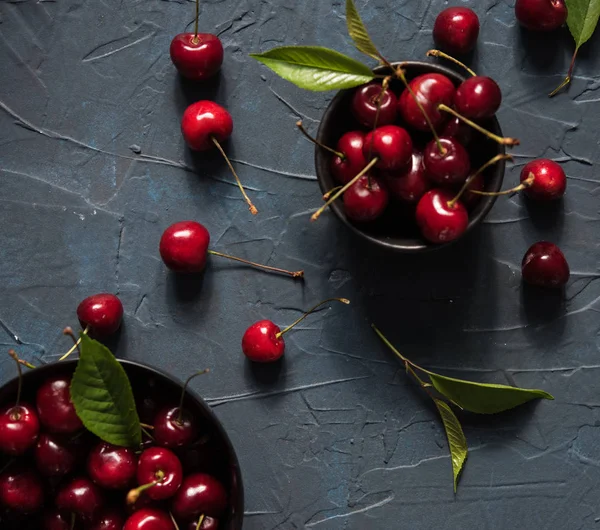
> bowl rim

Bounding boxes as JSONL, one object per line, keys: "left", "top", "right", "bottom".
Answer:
{"left": 315, "top": 60, "right": 506, "bottom": 253}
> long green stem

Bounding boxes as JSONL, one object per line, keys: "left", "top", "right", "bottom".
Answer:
{"left": 8, "top": 350, "right": 22, "bottom": 408}
{"left": 59, "top": 326, "right": 89, "bottom": 361}
{"left": 207, "top": 250, "right": 304, "bottom": 278}
{"left": 549, "top": 48, "right": 578, "bottom": 97}
{"left": 470, "top": 172, "right": 534, "bottom": 196}
{"left": 276, "top": 298, "right": 350, "bottom": 339}
{"left": 196, "top": 515, "right": 206, "bottom": 530}
{"left": 296, "top": 121, "right": 345, "bottom": 159}
{"left": 177, "top": 369, "right": 210, "bottom": 423}
{"left": 426, "top": 49, "right": 476, "bottom": 76}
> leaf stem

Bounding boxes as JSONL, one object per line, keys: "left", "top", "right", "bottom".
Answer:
{"left": 276, "top": 298, "right": 350, "bottom": 339}
{"left": 207, "top": 250, "right": 304, "bottom": 278}
{"left": 549, "top": 48, "right": 578, "bottom": 97}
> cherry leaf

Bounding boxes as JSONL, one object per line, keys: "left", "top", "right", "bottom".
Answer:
{"left": 250, "top": 46, "right": 374, "bottom": 91}
{"left": 346, "top": 0, "right": 381, "bottom": 61}
{"left": 70, "top": 334, "right": 141, "bottom": 447}
{"left": 433, "top": 399, "right": 468, "bottom": 492}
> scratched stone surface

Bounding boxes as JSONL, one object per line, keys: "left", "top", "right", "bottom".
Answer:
{"left": 1, "top": 0, "right": 600, "bottom": 528}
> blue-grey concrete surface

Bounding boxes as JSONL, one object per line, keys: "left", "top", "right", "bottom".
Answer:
{"left": 1, "top": 0, "right": 600, "bottom": 528}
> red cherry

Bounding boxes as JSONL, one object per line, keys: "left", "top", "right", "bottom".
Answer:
{"left": 397, "top": 73, "right": 455, "bottom": 132}
{"left": 363, "top": 125, "right": 412, "bottom": 170}
{"left": 124, "top": 508, "right": 176, "bottom": 530}
{"left": 153, "top": 406, "right": 197, "bottom": 449}
{"left": 170, "top": 33, "right": 223, "bottom": 80}
{"left": 0, "top": 403, "right": 39, "bottom": 455}
{"left": 42, "top": 510, "right": 72, "bottom": 530}
{"left": 433, "top": 7, "right": 480, "bottom": 55}
{"left": 90, "top": 508, "right": 126, "bottom": 530}
{"left": 343, "top": 174, "right": 389, "bottom": 221}
{"left": 159, "top": 221, "right": 210, "bottom": 273}
{"left": 56, "top": 477, "right": 104, "bottom": 521}
{"left": 423, "top": 137, "right": 471, "bottom": 185}
{"left": 441, "top": 116, "right": 473, "bottom": 146}
{"left": 454, "top": 76, "right": 502, "bottom": 119}
{"left": 0, "top": 468, "right": 44, "bottom": 514}
{"left": 241, "top": 320, "right": 284, "bottom": 362}
{"left": 522, "top": 242, "right": 570, "bottom": 288}
{"left": 515, "top": 0, "right": 567, "bottom": 31}
{"left": 520, "top": 159, "right": 566, "bottom": 200}
{"left": 135, "top": 447, "right": 183, "bottom": 501}
{"left": 36, "top": 376, "right": 83, "bottom": 434}
{"left": 181, "top": 101, "right": 233, "bottom": 152}
{"left": 330, "top": 131, "right": 367, "bottom": 184}
{"left": 416, "top": 189, "right": 468, "bottom": 243}
{"left": 171, "top": 473, "right": 227, "bottom": 521}
{"left": 35, "top": 432, "right": 80, "bottom": 477}
{"left": 186, "top": 517, "right": 219, "bottom": 530}
{"left": 77, "top": 293, "right": 123, "bottom": 336}
{"left": 351, "top": 82, "right": 397, "bottom": 128}
{"left": 87, "top": 442, "right": 137, "bottom": 489}
{"left": 383, "top": 151, "right": 430, "bottom": 204}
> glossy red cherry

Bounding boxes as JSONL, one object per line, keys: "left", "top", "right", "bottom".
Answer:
{"left": 423, "top": 137, "right": 471, "bottom": 185}
{"left": 515, "top": 0, "right": 567, "bottom": 31}
{"left": 160, "top": 221, "right": 210, "bottom": 273}
{"left": 35, "top": 432, "right": 80, "bottom": 477}
{"left": 351, "top": 82, "right": 397, "bottom": 128}
{"left": 363, "top": 125, "right": 412, "bottom": 171}
{"left": 77, "top": 293, "right": 123, "bottom": 336}
{"left": 330, "top": 131, "right": 367, "bottom": 184}
{"left": 56, "top": 477, "right": 104, "bottom": 521}
{"left": 242, "top": 320, "right": 284, "bottom": 362}
{"left": 135, "top": 447, "right": 183, "bottom": 501}
{"left": 124, "top": 508, "right": 176, "bottom": 530}
{"left": 153, "top": 406, "right": 197, "bottom": 449}
{"left": 433, "top": 7, "right": 480, "bottom": 55}
{"left": 170, "top": 33, "right": 223, "bottom": 80}
{"left": 0, "top": 468, "right": 44, "bottom": 513}
{"left": 442, "top": 116, "right": 473, "bottom": 146}
{"left": 454, "top": 76, "right": 502, "bottom": 119}
{"left": 0, "top": 402, "right": 39, "bottom": 455}
{"left": 416, "top": 189, "right": 468, "bottom": 243}
{"left": 171, "top": 473, "right": 227, "bottom": 521}
{"left": 520, "top": 159, "right": 566, "bottom": 200}
{"left": 186, "top": 517, "right": 219, "bottom": 530}
{"left": 43, "top": 510, "right": 72, "bottom": 530}
{"left": 89, "top": 508, "right": 126, "bottom": 530}
{"left": 522, "top": 242, "right": 570, "bottom": 288}
{"left": 36, "top": 376, "right": 83, "bottom": 434}
{"left": 383, "top": 151, "right": 430, "bottom": 204}
{"left": 88, "top": 442, "right": 137, "bottom": 489}
{"left": 398, "top": 73, "right": 455, "bottom": 132}
{"left": 343, "top": 174, "right": 388, "bottom": 221}
{"left": 181, "top": 101, "right": 233, "bottom": 152}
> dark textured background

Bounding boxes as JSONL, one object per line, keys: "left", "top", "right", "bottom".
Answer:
{"left": 1, "top": 0, "right": 600, "bottom": 528}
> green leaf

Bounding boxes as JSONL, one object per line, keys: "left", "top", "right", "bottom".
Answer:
{"left": 250, "top": 46, "right": 374, "bottom": 91}
{"left": 428, "top": 372, "right": 554, "bottom": 415}
{"left": 434, "top": 399, "right": 468, "bottom": 492}
{"left": 346, "top": 0, "right": 381, "bottom": 61}
{"left": 566, "top": 0, "right": 600, "bottom": 49}
{"left": 70, "top": 334, "right": 141, "bottom": 447}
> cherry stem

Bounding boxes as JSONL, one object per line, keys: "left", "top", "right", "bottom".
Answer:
{"left": 549, "top": 48, "right": 578, "bottom": 97}
{"left": 170, "top": 513, "right": 181, "bottom": 530}
{"left": 126, "top": 472, "right": 165, "bottom": 504}
{"left": 311, "top": 157, "right": 379, "bottom": 222}
{"left": 426, "top": 49, "right": 476, "bottom": 77}
{"left": 470, "top": 171, "right": 535, "bottom": 196}
{"left": 196, "top": 515, "right": 206, "bottom": 530}
{"left": 448, "top": 153, "right": 514, "bottom": 208}
{"left": 207, "top": 249, "right": 304, "bottom": 278}
{"left": 70, "top": 513, "right": 76, "bottom": 530}
{"left": 437, "top": 104, "right": 520, "bottom": 146}
{"left": 322, "top": 186, "right": 342, "bottom": 201}
{"left": 394, "top": 66, "right": 445, "bottom": 155}
{"left": 8, "top": 350, "right": 22, "bottom": 408}
{"left": 193, "top": 0, "right": 199, "bottom": 41}
{"left": 59, "top": 326, "right": 89, "bottom": 361}
{"left": 275, "top": 298, "right": 350, "bottom": 339}
{"left": 177, "top": 369, "right": 210, "bottom": 424}
{"left": 18, "top": 359, "right": 35, "bottom": 370}
{"left": 210, "top": 136, "right": 258, "bottom": 215}
{"left": 296, "top": 121, "right": 344, "bottom": 159}
{"left": 366, "top": 77, "right": 392, "bottom": 182}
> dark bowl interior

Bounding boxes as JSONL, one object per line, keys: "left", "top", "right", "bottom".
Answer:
{"left": 315, "top": 61, "right": 506, "bottom": 253}
{"left": 0, "top": 359, "right": 243, "bottom": 529}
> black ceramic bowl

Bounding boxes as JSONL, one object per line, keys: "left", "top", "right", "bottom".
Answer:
{"left": 315, "top": 61, "right": 506, "bottom": 252}
{"left": 0, "top": 359, "right": 243, "bottom": 529}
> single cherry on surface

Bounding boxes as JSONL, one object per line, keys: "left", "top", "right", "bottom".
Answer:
{"left": 423, "top": 137, "right": 471, "bottom": 185}
{"left": 89, "top": 508, "right": 126, "bottom": 530}
{"left": 522, "top": 242, "right": 570, "bottom": 288}
{"left": 36, "top": 376, "right": 83, "bottom": 434}
{"left": 383, "top": 150, "right": 430, "bottom": 204}
{"left": 330, "top": 131, "right": 368, "bottom": 184}
{"left": 351, "top": 82, "right": 397, "bottom": 128}
{"left": 242, "top": 298, "right": 350, "bottom": 363}
{"left": 520, "top": 159, "right": 566, "bottom": 200}
{"left": 454, "top": 76, "right": 502, "bottom": 119}
{"left": 77, "top": 293, "right": 123, "bottom": 336}
{"left": 56, "top": 477, "right": 104, "bottom": 521}
{"left": 35, "top": 432, "right": 80, "bottom": 477}
{"left": 433, "top": 7, "right": 480, "bottom": 55}
{"left": 171, "top": 473, "right": 228, "bottom": 521}
{"left": 363, "top": 125, "right": 413, "bottom": 171}
{"left": 129, "top": 446, "right": 183, "bottom": 502}
{"left": 123, "top": 508, "right": 176, "bottom": 530}
{"left": 0, "top": 468, "right": 44, "bottom": 514}
{"left": 87, "top": 442, "right": 137, "bottom": 489}
{"left": 343, "top": 174, "right": 389, "bottom": 222}
{"left": 170, "top": 34, "right": 223, "bottom": 80}
{"left": 515, "top": 0, "right": 567, "bottom": 31}
{"left": 416, "top": 189, "right": 469, "bottom": 243}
